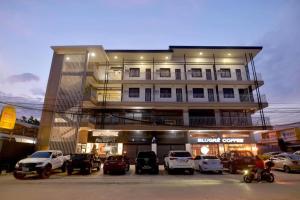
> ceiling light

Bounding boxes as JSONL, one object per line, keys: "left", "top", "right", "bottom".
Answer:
{"left": 199, "top": 52, "right": 203, "bottom": 55}
{"left": 140, "top": 56, "right": 144, "bottom": 59}
{"left": 227, "top": 53, "right": 231, "bottom": 56}
{"left": 114, "top": 56, "right": 118, "bottom": 59}
{"left": 90, "top": 52, "right": 96, "bottom": 57}
{"left": 165, "top": 56, "right": 169, "bottom": 59}
{"left": 66, "top": 57, "right": 70, "bottom": 61}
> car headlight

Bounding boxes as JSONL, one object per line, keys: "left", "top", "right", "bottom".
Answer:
{"left": 15, "top": 162, "right": 20, "bottom": 168}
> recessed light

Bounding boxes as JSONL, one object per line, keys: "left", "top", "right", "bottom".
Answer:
{"left": 114, "top": 56, "right": 118, "bottom": 59}
{"left": 90, "top": 52, "right": 96, "bottom": 57}
{"left": 66, "top": 57, "right": 70, "bottom": 61}
{"left": 165, "top": 56, "right": 169, "bottom": 59}
{"left": 199, "top": 52, "right": 203, "bottom": 55}
{"left": 140, "top": 56, "right": 144, "bottom": 59}
{"left": 227, "top": 53, "right": 231, "bottom": 56}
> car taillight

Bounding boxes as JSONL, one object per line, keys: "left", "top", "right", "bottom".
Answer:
{"left": 170, "top": 157, "right": 177, "bottom": 160}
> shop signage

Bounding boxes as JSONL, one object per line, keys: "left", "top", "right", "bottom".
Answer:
{"left": 0, "top": 106, "right": 16, "bottom": 130}
{"left": 92, "top": 130, "right": 119, "bottom": 137}
{"left": 197, "top": 137, "right": 244, "bottom": 143}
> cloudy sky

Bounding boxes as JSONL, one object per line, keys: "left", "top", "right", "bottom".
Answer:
{"left": 0, "top": 0, "right": 299, "bottom": 124}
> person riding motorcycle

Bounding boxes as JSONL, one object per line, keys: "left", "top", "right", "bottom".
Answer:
{"left": 255, "top": 156, "right": 265, "bottom": 181}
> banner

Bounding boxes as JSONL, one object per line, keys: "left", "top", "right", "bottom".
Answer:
{"left": 0, "top": 105, "right": 17, "bottom": 129}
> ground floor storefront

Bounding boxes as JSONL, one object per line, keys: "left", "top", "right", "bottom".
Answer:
{"left": 75, "top": 129, "right": 258, "bottom": 163}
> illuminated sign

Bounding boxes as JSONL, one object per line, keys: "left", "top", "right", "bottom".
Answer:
{"left": 0, "top": 106, "right": 16, "bottom": 130}
{"left": 92, "top": 130, "right": 119, "bottom": 137}
{"left": 197, "top": 137, "right": 244, "bottom": 143}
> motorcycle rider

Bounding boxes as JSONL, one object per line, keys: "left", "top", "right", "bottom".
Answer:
{"left": 255, "top": 155, "right": 265, "bottom": 181}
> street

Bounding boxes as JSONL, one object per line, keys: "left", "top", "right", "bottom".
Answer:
{"left": 1, "top": 166, "right": 300, "bottom": 200}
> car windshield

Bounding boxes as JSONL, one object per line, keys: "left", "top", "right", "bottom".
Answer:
{"left": 30, "top": 152, "right": 52, "bottom": 158}
{"left": 287, "top": 155, "right": 300, "bottom": 160}
{"left": 107, "top": 156, "right": 123, "bottom": 161}
{"left": 171, "top": 152, "right": 191, "bottom": 157}
{"left": 202, "top": 156, "right": 218, "bottom": 159}
{"left": 138, "top": 152, "right": 156, "bottom": 158}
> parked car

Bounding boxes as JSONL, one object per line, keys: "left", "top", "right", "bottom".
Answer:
{"left": 103, "top": 155, "right": 130, "bottom": 174}
{"left": 66, "top": 153, "right": 101, "bottom": 175}
{"left": 270, "top": 153, "right": 300, "bottom": 173}
{"left": 220, "top": 151, "right": 255, "bottom": 174}
{"left": 164, "top": 150, "right": 194, "bottom": 175}
{"left": 13, "top": 150, "right": 69, "bottom": 179}
{"left": 135, "top": 151, "right": 159, "bottom": 174}
{"left": 261, "top": 151, "right": 282, "bottom": 160}
{"left": 194, "top": 155, "right": 223, "bottom": 174}
{"left": 293, "top": 151, "right": 300, "bottom": 156}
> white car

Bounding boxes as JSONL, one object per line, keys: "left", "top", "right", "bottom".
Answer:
{"left": 194, "top": 155, "right": 223, "bottom": 174}
{"left": 293, "top": 151, "right": 300, "bottom": 156}
{"left": 164, "top": 150, "right": 194, "bottom": 174}
{"left": 14, "top": 150, "right": 69, "bottom": 179}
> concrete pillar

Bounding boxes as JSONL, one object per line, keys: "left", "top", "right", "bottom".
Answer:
{"left": 183, "top": 109, "right": 189, "bottom": 126}
{"left": 185, "top": 143, "right": 192, "bottom": 154}
{"left": 215, "top": 109, "right": 221, "bottom": 126}
{"left": 151, "top": 143, "right": 157, "bottom": 154}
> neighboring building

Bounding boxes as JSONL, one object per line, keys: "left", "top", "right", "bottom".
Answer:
{"left": 258, "top": 122, "right": 300, "bottom": 153}
{"left": 37, "top": 45, "right": 270, "bottom": 162}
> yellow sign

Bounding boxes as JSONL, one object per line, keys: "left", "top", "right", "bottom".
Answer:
{"left": 0, "top": 105, "right": 17, "bottom": 129}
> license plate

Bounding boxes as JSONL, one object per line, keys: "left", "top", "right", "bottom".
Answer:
{"left": 143, "top": 166, "right": 151, "bottom": 169}
{"left": 22, "top": 167, "right": 29, "bottom": 172}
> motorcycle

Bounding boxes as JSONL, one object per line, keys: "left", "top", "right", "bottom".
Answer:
{"left": 243, "top": 161, "right": 275, "bottom": 183}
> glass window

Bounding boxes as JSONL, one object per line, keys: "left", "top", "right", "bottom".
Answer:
{"left": 191, "top": 68, "right": 202, "bottom": 77}
{"left": 223, "top": 88, "right": 234, "bottom": 98}
{"left": 129, "top": 88, "right": 140, "bottom": 97}
{"left": 193, "top": 88, "right": 204, "bottom": 98}
{"left": 31, "top": 151, "right": 52, "bottom": 158}
{"left": 160, "top": 88, "right": 172, "bottom": 98}
{"left": 129, "top": 68, "right": 140, "bottom": 77}
{"left": 220, "top": 68, "right": 231, "bottom": 78}
{"left": 160, "top": 68, "right": 171, "bottom": 77}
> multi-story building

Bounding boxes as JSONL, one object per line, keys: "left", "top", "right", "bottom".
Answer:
{"left": 37, "top": 45, "right": 270, "bottom": 162}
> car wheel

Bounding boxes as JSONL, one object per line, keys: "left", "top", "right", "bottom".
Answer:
{"left": 61, "top": 162, "right": 66, "bottom": 173}
{"left": 67, "top": 168, "right": 73, "bottom": 176}
{"left": 152, "top": 167, "right": 159, "bottom": 175}
{"left": 87, "top": 167, "right": 92, "bottom": 175}
{"left": 229, "top": 164, "right": 236, "bottom": 174}
{"left": 189, "top": 169, "right": 194, "bottom": 175}
{"left": 39, "top": 165, "right": 52, "bottom": 179}
{"left": 167, "top": 168, "right": 173, "bottom": 175}
{"left": 284, "top": 165, "right": 291, "bottom": 173}
{"left": 218, "top": 170, "right": 223, "bottom": 174}
{"left": 103, "top": 170, "right": 108, "bottom": 175}
{"left": 13, "top": 171, "right": 25, "bottom": 179}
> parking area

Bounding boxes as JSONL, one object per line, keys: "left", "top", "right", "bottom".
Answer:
{"left": 1, "top": 165, "right": 300, "bottom": 200}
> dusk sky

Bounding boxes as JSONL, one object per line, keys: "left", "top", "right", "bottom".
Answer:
{"left": 0, "top": 0, "right": 299, "bottom": 124}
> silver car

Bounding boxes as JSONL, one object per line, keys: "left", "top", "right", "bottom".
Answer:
{"left": 270, "top": 153, "right": 300, "bottom": 173}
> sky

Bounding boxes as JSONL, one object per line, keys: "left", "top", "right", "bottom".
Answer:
{"left": 0, "top": 0, "right": 299, "bottom": 125}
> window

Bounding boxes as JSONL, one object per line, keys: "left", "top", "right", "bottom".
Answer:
{"left": 129, "top": 88, "right": 140, "bottom": 97}
{"left": 160, "top": 88, "right": 172, "bottom": 98}
{"left": 191, "top": 68, "right": 202, "bottom": 77}
{"left": 193, "top": 88, "right": 204, "bottom": 98}
{"left": 129, "top": 68, "right": 140, "bottom": 77}
{"left": 220, "top": 68, "right": 231, "bottom": 78}
{"left": 223, "top": 88, "right": 234, "bottom": 98}
{"left": 160, "top": 68, "right": 171, "bottom": 77}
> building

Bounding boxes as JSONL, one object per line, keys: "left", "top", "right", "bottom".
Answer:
{"left": 258, "top": 122, "right": 300, "bottom": 153}
{"left": 37, "top": 45, "right": 270, "bottom": 162}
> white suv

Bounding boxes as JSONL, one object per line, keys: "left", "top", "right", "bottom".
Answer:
{"left": 164, "top": 151, "right": 194, "bottom": 174}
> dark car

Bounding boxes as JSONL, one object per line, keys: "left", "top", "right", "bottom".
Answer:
{"left": 66, "top": 153, "right": 101, "bottom": 175}
{"left": 103, "top": 155, "right": 130, "bottom": 174}
{"left": 220, "top": 151, "right": 255, "bottom": 174}
{"left": 135, "top": 151, "right": 159, "bottom": 174}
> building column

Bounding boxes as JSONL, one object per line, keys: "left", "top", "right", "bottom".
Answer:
{"left": 185, "top": 143, "right": 192, "bottom": 154}
{"left": 215, "top": 109, "right": 221, "bottom": 126}
{"left": 151, "top": 143, "right": 157, "bottom": 154}
{"left": 183, "top": 109, "right": 189, "bottom": 126}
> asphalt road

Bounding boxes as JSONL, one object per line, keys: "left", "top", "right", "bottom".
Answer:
{"left": 1, "top": 166, "right": 300, "bottom": 200}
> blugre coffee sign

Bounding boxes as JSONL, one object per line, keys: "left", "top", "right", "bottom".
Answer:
{"left": 197, "top": 137, "right": 244, "bottom": 143}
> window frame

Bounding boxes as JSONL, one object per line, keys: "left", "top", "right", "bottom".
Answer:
{"left": 129, "top": 68, "right": 140, "bottom": 77}
{"left": 160, "top": 68, "right": 171, "bottom": 77}
{"left": 220, "top": 68, "right": 231, "bottom": 78}
{"left": 191, "top": 68, "right": 202, "bottom": 77}
{"left": 129, "top": 88, "right": 140, "bottom": 98}
{"left": 160, "top": 88, "right": 172, "bottom": 98}
{"left": 192, "top": 88, "right": 205, "bottom": 98}
{"left": 223, "top": 88, "right": 235, "bottom": 98}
